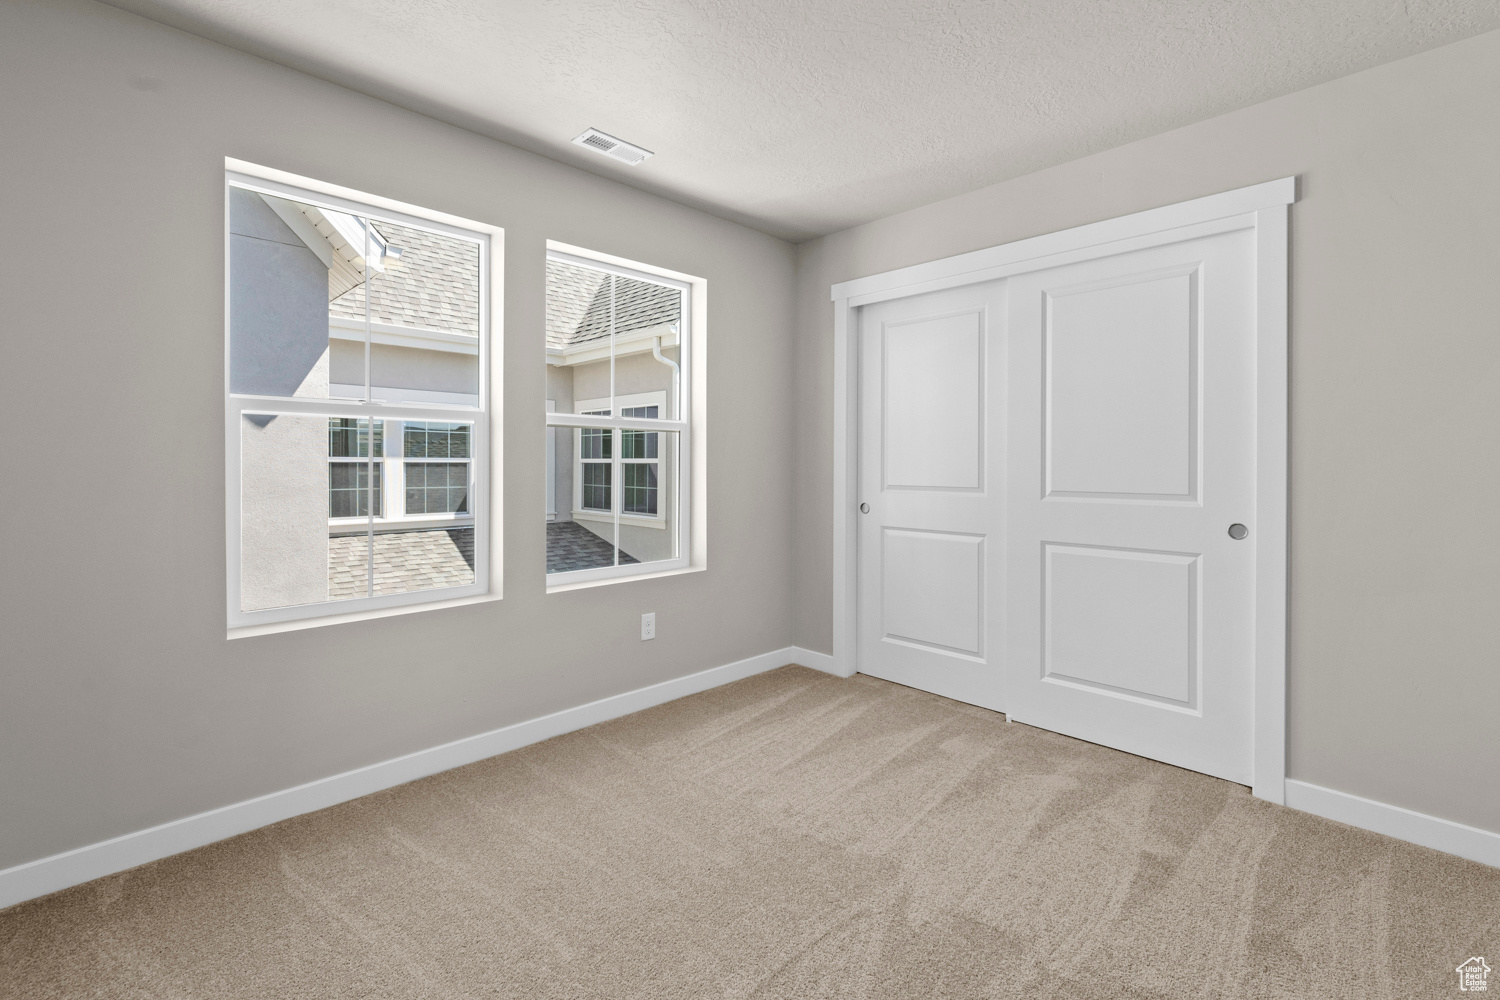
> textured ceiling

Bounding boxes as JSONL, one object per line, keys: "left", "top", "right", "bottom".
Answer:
{"left": 104, "top": 0, "right": 1500, "bottom": 241}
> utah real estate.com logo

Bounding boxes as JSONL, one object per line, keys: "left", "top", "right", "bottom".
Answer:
{"left": 1458, "top": 957, "right": 1491, "bottom": 992}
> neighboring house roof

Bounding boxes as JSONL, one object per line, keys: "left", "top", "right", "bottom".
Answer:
{"left": 328, "top": 527, "right": 475, "bottom": 600}
{"left": 258, "top": 193, "right": 389, "bottom": 302}
{"left": 546, "top": 258, "right": 680, "bottom": 350}
{"left": 330, "top": 221, "right": 481, "bottom": 337}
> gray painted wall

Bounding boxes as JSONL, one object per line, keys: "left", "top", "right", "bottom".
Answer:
{"left": 792, "top": 29, "right": 1500, "bottom": 834}
{"left": 0, "top": 0, "right": 795, "bottom": 872}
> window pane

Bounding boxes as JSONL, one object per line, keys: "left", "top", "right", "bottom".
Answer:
{"left": 354, "top": 222, "right": 481, "bottom": 407}
{"left": 622, "top": 462, "right": 658, "bottom": 516}
{"left": 328, "top": 417, "right": 382, "bottom": 458}
{"left": 404, "top": 421, "right": 469, "bottom": 459}
{"left": 405, "top": 462, "right": 469, "bottom": 514}
{"left": 579, "top": 426, "right": 611, "bottom": 461}
{"left": 619, "top": 430, "right": 677, "bottom": 565}
{"left": 546, "top": 430, "right": 677, "bottom": 577}
{"left": 545, "top": 259, "right": 681, "bottom": 418}
{"left": 621, "top": 428, "right": 657, "bottom": 460}
{"left": 242, "top": 413, "right": 370, "bottom": 610}
{"left": 546, "top": 515, "right": 622, "bottom": 575}
{"left": 612, "top": 275, "right": 680, "bottom": 419}
{"left": 329, "top": 461, "right": 381, "bottom": 518}
{"left": 230, "top": 189, "right": 372, "bottom": 400}
{"left": 581, "top": 460, "right": 611, "bottom": 512}
{"left": 366, "top": 527, "right": 475, "bottom": 596}
{"left": 327, "top": 531, "right": 374, "bottom": 603}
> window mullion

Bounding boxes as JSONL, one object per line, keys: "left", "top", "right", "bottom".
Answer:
{"left": 612, "top": 427, "right": 621, "bottom": 567}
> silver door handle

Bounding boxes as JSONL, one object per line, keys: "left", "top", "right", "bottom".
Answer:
{"left": 859, "top": 503, "right": 870, "bottom": 514}
{"left": 1228, "top": 523, "right": 1248, "bottom": 540}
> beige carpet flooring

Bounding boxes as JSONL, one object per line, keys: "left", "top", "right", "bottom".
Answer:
{"left": 3, "top": 666, "right": 1497, "bottom": 998}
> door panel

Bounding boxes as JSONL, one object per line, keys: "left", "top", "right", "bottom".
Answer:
{"left": 1008, "top": 228, "right": 1256, "bottom": 784}
{"left": 858, "top": 282, "right": 1005, "bottom": 711}
{"left": 1043, "top": 544, "right": 1197, "bottom": 706}
{"left": 883, "top": 312, "right": 983, "bottom": 490}
{"left": 881, "top": 528, "right": 984, "bottom": 655}
{"left": 1047, "top": 269, "right": 1196, "bottom": 499}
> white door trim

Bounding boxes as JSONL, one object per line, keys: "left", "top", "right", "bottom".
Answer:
{"left": 830, "top": 177, "right": 1295, "bottom": 803}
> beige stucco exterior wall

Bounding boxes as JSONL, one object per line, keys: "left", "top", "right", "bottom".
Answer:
{"left": 568, "top": 347, "right": 680, "bottom": 406}
{"left": 239, "top": 414, "right": 327, "bottom": 610}
{"left": 0, "top": 0, "right": 795, "bottom": 872}
{"left": 792, "top": 29, "right": 1500, "bottom": 834}
{"left": 330, "top": 340, "right": 478, "bottom": 398}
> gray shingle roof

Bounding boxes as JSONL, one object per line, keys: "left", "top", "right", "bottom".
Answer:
{"left": 330, "top": 222, "right": 480, "bottom": 336}
{"left": 547, "top": 258, "right": 680, "bottom": 350}
{"left": 545, "top": 520, "right": 640, "bottom": 574}
{"left": 328, "top": 527, "right": 475, "bottom": 599}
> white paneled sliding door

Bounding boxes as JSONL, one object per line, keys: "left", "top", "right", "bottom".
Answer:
{"left": 1005, "top": 228, "right": 1258, "bottom": 784}
{"left": 835, "top": 179, "right": 1291, "bottom": 796}
{"left": 856, "top": 281, "right": 1006, "bottom": 711}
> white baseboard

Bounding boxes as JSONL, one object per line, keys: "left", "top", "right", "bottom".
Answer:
{"left": 1285, "top": 779, "right": 1500, "bottom": 870}
{"left": 788, "top": 646, "right": 838, "bottom": 676}
{"left": 1, "top": 646, "right": 835, "bottom": 911}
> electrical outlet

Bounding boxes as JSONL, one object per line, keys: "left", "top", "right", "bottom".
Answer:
{"left": 641, "top": 612, "right": 656, "bottom": 641}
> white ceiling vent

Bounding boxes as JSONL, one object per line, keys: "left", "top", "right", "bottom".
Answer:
{"left": 572, "top": 128, "right": 653, "bottom": 166}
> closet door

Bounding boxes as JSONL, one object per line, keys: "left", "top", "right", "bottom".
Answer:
{"left": 1005, "top": 228, "right": 1258, "bottom": 783}
{"left": 856, "top": 280, "right": 1006, "bottom": 712}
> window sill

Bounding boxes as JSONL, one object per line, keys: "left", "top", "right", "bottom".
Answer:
{"left": 227, "top": 590, "right": 500, "bottom": 640}
{"left": 546, "top": 562, "right": 702, "bottom": 594}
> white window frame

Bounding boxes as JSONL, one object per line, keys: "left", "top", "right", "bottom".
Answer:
{"left": 545, "top": 250, "right": 693, "bottom": 588}
{"left": 225, "top": 162, "right": 500, "bottom": 633}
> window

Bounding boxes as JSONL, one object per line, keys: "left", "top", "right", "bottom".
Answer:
{"left": 329, "top": 418, "right": 382, "bottom": 518}
{"left": 226, "top": 166, "right": 494, "bottom": 629}
{"left": 571, "top": 395, "right": 664, "bottom": 523}
{"left": 403, "top": 422, "right": 471, "bottom": 514}
{"left": 544, "top": 251, "right": 694, "bottom": 583}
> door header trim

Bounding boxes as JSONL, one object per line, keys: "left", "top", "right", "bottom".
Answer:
{"left": 830, "top": 176, "right": 1295, "bottom": 305}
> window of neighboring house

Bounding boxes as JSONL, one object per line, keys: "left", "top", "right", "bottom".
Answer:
{"left": 325, "top": 418, "right": 471, "bottom": 522}
{"left": 578, "top": 414, "right": 612, "bottom": 512}
{"left": 572, "top": 395, "right": 663, "bottom": 521}
{"left": 329, "top": 417, "right": 382, "bottom": 518}
{"left": 544, "top": 249, "right": 695, "bottom": 584}
{"left": 227, "top": 166, "right": 494, "bottom": 629}
{"left": 403, "top": 421, "right": 471, "bottom": 514}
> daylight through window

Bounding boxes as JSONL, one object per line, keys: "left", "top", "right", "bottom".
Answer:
{"left": 226, "top": 170, "right": 492, "bottom": 627}
{"left": 544, "top": 252, "right": 691, "bottom": 583}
